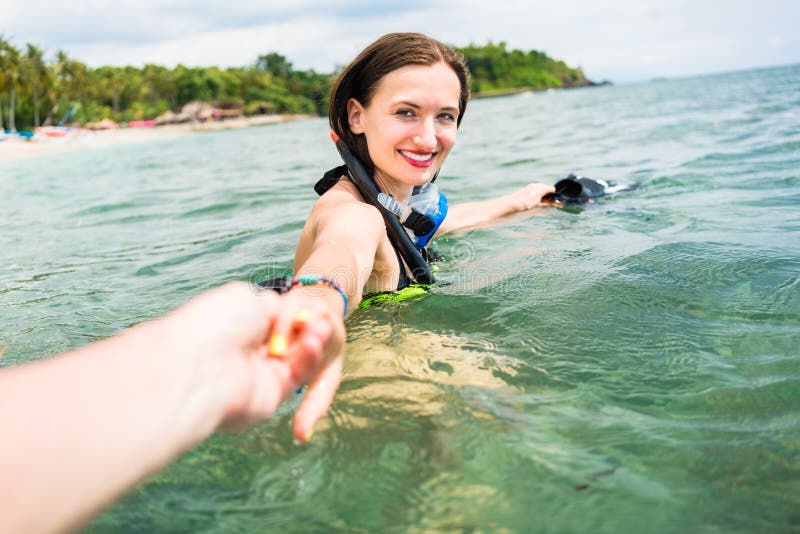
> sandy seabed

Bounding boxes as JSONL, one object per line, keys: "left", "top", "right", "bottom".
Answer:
{"left": 0, "top": 114, "right": 313, "bottom": 162}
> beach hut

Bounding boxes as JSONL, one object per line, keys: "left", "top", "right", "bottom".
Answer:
{"left": 85, "top": 118, "right": 120, "bottom": 131}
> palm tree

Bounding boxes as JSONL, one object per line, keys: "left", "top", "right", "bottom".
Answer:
{"left": 43, "top": 50, "right": 73, "bottom": 126}
{"left": 52, "top": 50, "right": 88, "bottom": 124}
{"left": 0, "top": 36, "right": 22, "bottom": 131}
{"left": 0, "top": 55, "right": 5, "bottom": 131}
{"left": 25, "top": 43, "right": 49, "bottom": 127}
{"left": 94, "top": 66, "right": 126, "bottom": 114}
{"left": 141, "top": 64, "right": 177, "bottom": 110}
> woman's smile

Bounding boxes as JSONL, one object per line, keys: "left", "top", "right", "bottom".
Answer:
{"left": 398, "top": 149, "right": 437, "bottom": 167}
{"left": 347, "top": 61, "right": 461, "bottom": 197}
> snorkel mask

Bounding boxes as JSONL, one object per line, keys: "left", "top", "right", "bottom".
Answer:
{"left": 377, "top": 182, "right": 448, "bottom": 248}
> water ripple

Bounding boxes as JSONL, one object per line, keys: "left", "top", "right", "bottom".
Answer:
{"left": 3, "top": 64, "right": 799, "bottom": 532}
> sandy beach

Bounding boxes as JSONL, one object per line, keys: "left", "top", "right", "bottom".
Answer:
{"left": 0, "top": 114, "right": 314, "bottom": 162}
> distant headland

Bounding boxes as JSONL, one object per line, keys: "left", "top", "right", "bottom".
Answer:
{"left": 0, "top": 36, "right": 601, "bottom": 134}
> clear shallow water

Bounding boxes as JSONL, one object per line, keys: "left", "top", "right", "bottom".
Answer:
{"left": 2, "top": 64, "right": 799, "bottom": 532}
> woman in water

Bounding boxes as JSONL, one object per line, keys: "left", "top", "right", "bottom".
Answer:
{"left": 266, "top": 33, "right": 555, "bottom": 437}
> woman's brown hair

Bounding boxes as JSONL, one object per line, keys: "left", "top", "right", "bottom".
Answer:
{"left": 329, "top": 32, "right": 470, "bottom": 177}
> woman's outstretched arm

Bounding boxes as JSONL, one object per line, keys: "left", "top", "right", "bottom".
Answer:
{"left": 436, "top": 182, "right": 555, "bottom": 235}
{"left": 268, "top": 198, "right": 387, "bottom": 440}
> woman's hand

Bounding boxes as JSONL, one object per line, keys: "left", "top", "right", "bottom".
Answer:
{"left": 158, "top": 282, "right": 345, "bottom": 442}
{"left": 504, "top": 182, "right": 556, "bottom": 211}
{"left": 263, "top": 283, "right": 347, "bottom": 443}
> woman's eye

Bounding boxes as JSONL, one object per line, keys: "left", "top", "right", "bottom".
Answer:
{"left": 438, "top": 112, "right": 456, "bottom": 122}
{"left": 395, "top": 109, "right": 415, "bottom": 118}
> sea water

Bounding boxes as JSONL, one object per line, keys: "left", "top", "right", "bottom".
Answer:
{"left": 1, "top": 64, "right": 798, "bottom": 532}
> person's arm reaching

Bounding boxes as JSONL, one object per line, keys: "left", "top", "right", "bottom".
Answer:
{"left": 0, "top": 282, "right": 344, "bottom": 534}
{"left": 437, "top": 182, "right": 555, "bottom": 235}
{"left": 268, "top": 200, "right": 387, "bottom": 440}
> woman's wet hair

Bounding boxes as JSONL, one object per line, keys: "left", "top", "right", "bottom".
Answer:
{"left": 329, "top": 32, "right": 471, "bottom": 177}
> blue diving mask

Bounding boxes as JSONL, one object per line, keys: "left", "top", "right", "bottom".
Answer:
{"left": 377, "top": 182, "right": 448, "bottom": 249}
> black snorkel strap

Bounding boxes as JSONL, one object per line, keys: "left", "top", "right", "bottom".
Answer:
{"left": 329, "top": 131, "right": 435, "bottom": 284}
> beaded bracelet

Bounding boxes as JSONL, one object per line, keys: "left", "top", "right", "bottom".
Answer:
{"left": 289, "top": 275, "right": 349, "bottom": 317}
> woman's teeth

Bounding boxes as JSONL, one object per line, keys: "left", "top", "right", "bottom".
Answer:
{"left": 400, "top": 150, "right": 433, "bottom": 162}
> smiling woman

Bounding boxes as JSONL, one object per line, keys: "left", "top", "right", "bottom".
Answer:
{"left": 261, "top": 33, "right": 555, "bottom": 374}
{"left": 346, "top": 62, "right": 461, "bottom": 190}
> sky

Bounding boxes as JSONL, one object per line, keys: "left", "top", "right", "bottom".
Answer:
{"left": 4, "top": 0, "right": 799, "bottom": 83}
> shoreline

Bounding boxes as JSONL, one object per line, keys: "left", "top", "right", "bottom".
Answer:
{"left": 0, "top": 114, "right": 314, "bottom": 162}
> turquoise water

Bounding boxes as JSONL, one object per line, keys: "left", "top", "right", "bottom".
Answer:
{"left": 2, "top": 64, "right": 799, "bottom": 532}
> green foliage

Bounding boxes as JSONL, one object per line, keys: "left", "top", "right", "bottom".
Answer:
{"left": 0, "top": 38, "right": 334, "bottom": 131}
{"left": 244, "top": 100, "right": 276, "bottom": 116}
{"left": 255, "top": 52, "right": 293, "bottom": 77}
{"left": 0, "top": 37, "right": 589, "bottom": 131}
{"left": 456, "top": 41, "right": 592, "bottom": 94}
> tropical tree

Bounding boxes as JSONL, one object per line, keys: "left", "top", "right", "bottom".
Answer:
{"left": 94, "top": 66, "right": 126, "bottom": 114}
{"left": 0, "top": 36, "right": 22, "bottom": 131}
{"left": 51, "top": 50, "right": 88, "bottom": 124}
{"left": 141, "top": 63, "right": 176, "bottom": 110}
{"left": 0, "top": 44, "right": 4, "bottom": 130}
{"left": 0, "top": 35, "right": 591, "bottom": 131}
{"left": 456, "top": 41, "right": 590, "bottom": 93}
{"left": 256, "top": 52, "right": 293, "bottom": 77}
{"left": 24, "top": 43, "right": 49, "bottom": 127}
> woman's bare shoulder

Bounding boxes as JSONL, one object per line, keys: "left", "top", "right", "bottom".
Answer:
{"left": 308, "top": 181, "right": 385, "bottom": 236}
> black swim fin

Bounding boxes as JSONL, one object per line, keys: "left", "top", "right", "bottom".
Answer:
{"left": 543, "top": 174, "right": 636, "bottom": 204}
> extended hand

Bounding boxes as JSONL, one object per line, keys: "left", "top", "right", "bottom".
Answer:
{"left": 158, "top": 282, "right": 345, "bottom": 440}
{"left": 266, "top": 284, "right": 347, "bottom": 443}
{"left": 506, "top": 182, "right": 556, "bottom": 211}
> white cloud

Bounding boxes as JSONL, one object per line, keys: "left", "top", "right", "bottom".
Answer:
{"left": 4, "top": 0, "right": 800, "bottom": 82}
{"left": 64, "top": 15, "right": 349, "bottom": 71}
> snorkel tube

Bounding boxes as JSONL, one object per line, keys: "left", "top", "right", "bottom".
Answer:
{"left": 330, "top": 131, "right": 435, "bottom": 284}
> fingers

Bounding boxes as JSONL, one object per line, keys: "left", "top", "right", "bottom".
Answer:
{"left": 285, "top": 313, "right": 335, "bottom": 382}
{"left": 269, "top": 306, "right": 330, "bottom": 361}
{"left": 524, "top": 183, "right": 556, "bottom": 208}
{"left": 268, "top": 294, "right": 318, "bottom": 359}
{"left": 220, "top": 315, "right": 327, "bottom": 434}
{"left": 292, "top": 356, "right": 344, "bottom": 443}
{"left": 268, "top": 309, "right": 302, "bottom": 358}
{"left": 234, "top": 285, "right": 346, "bottom": 441}
{"left": 527, "top": 183, "right": 555, "bottom": 196}
{"left": 508, "top": 183, "right": 556, "bottom": 211}
{"left": 286, "top": 309, "right": 346, "bottom": 443}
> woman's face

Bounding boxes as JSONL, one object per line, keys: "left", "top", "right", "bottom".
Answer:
{"left": 347, "top": 62, "right": 461, "bottom": 189}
